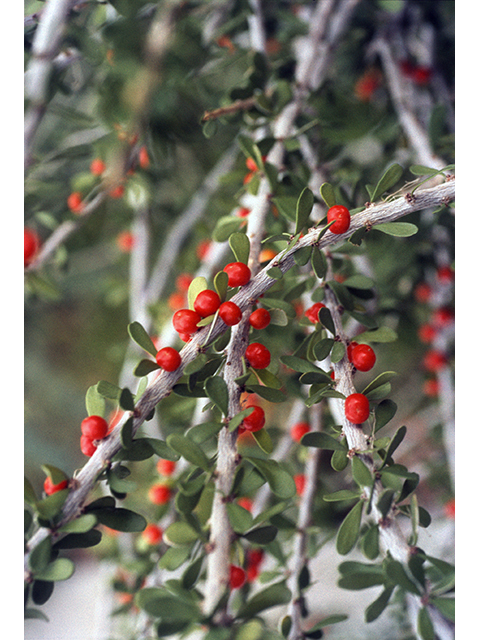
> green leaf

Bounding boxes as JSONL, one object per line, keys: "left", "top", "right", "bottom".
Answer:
{"left": 301, "top": 431, "right": 346, "bottom": 451}
{"left": 128, "top": 321, "right": 157, "bottom": 357}
{"left": 136, "top": 587, "right": 199, "bottom": 621}
{"left": 212, "top": 215, "right": 243, "bottom": 242}
{"left": 25, "top": 476, "right": 37, "bottom": 505}
{"left": 362, "top": 371, "right": 397, "bottom": 397}
{"left": 134, "top": 358, "right": 160, "bottom": 377}
{"left": 293, "top": 245, "right": 312, "bottom": 266}
{"left": 267, "top": 266, "right": 284, "bottom": 280}
{"left": 280, "top": 615, "right": 292, "bottom": 638}
{"left": 167, "top": 433, "right": 211, "bottom": 472}
{"left": 330, "top": 340, "right": 346, "bottom": 363}
{"left": 245, "top": 384, "right": 286, "bottom": 403}
{"left": 54, "top": 529, "right": 103, "bottom": 549}
{"left": 187, "top": 276, "right": 208, "bottom": 310}
{"left": 355, "top": 326, "right": 397, "bottom": 343}
{"left": 96, "top": 380, "right": 122, "bottom": 400}
{"left": 92, "top": 507, "right": 147, "bottom": 532}
{"left": 319, "top": 306, "right": 336, "bottom": 334}
{"left": 323, "top": 489, "right": 362, "bottom": 502}
{"left": 384, "top": 559, "right": 421, "bottom": 595}
{"left": 313, "top": 338, "right": 334, "bottom": 362}
{"left": 237, "top": 581, "right": 291, "bottom": 619}
{"left": 361, "top": 524, "right": 380, "bottom": 560}
{"left": 24, "top": 608, "right": 49, "bottom": 622}
{"left": 204, "top": 376, "right": 229, "bottom": 416}
{"left": 343, "top": 275, "right": 376, "bottom": 290}
{"left": 158, "top": 545, "right": 191, "bottom": 570}
{"left": 214, "top": 270, "right": 229, "bottom": 301}
{"left": 226, "top": 503, "right": 254, "bottom": 534}
{"left": 365, "top": 586, "right": 395, "bottom": 622}
{"left": 145, "top": 437, "right": 180, "bottom": 460}
{"left": 34, "top": 558, "right": 75, "bottom": 582}
{"left": 268, "top": 308, "right": 289, "bottom": 326}
{"left": 331, "top": 447, "right": 349, "bottom": 471}
{"left": 163, "top": 521, "right": 199, "bottom": 546}
{"left": 336, "top": 500, "right": 364, "bottom": 555}
{"left": 35, "top": 490, "right": 69, "bottom": 521}
{"left": 371, "top": 163, "right": 403, "bottom": 201}
{"left": 380, "top": 425, "right": 407, "bottom": 467}
{"left": 58, "top": 514, "right": 97, "bottom": 534}
{"left": 271, "top": 196, "right": 297, "bottom": 222}
{"left": 409, "top": 164, "right": 442, "bottom": 176}
{"left": 418, "top": 607, "right": 435, "bottom": 640}
{"left": 119, "top": 387, "right": 135, "bottom": 412}
{"left": 229, "top": 232, "right": 250, "bottom": 264}
{"left": 319, "top": 183, "right": 336, "bottom": 208}
{"left": 243, "top": 525, "right": 278, "bottom": 545}
{"left": 85, "top": 384, "right": 105, "bottom": 417}
{"left": 252, "top": 428, "right": 274, "bottom": 454}
{"left": 295, "top": 187, "right": 314, "bottom": 235}
{"left": 430, "top": 597, "right": 455, "bottom": 622}
{"left": 280, "top": 355, "right": 325, "bottom": 375}
{"left": 41, "top": 464, "right": 68, "bottom": 486}
{"left": 376, "top": 489, "right": 396, "bottom": 518}
{"left": 374, "top": 399, "right": 397, "bottom": 432}
{"left": 311, "top": 247, "right": 327, "bottom": 279}
{"left": 29, "top": 536, "right": 52, "bottom": 574}
{"left": 351, "top": 456, "right": 373, "bottom": 488}
{"left": 247, "top": 458, "right": 296, "bottom": 499}
{"left": 374, "top": 222, "right": 418, "bottom": 237}
{"left": 305, "top": 614, "right": 348, "bottom": 633}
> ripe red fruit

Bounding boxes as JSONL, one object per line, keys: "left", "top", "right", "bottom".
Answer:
{"left": 305, "top": 302, "right": 325, "bottom": 324}
{"left": 138, "top": 146, "right": 150, "bottom": 169}
{"left": 291, "top": 422, "right": 310, "bottom": 442}
{"left": 237, "top": 497, "right": 253, "bottom": 512}
{"left": 245, "top": 342, "right": 271, "bottom": 369}
{"left": 80, "top": 435, "right": 97, "bottom": 457}
{"left": 249, "top": 308, "right": 271, "bottom": 330}
{"left": 294, "top": 474, "right": 306, "bottom": 496}
{"left": 142, "top": 523, "right": 163, "bottom": 545}
{"left": 90, "top": 158, "right": 106, "bottom": 175}
{"left": 349, "top": 343, "right": 376, "bottom": 372}
{"left": 344, "top": 393, "right": 370, "bottom": 424}
{"left": 109, "top": 184, "right": 125, "bottom": 199}
{"left": 148, "top": 483, "right": 172, "bottom": 505}
{"left": 246, "top": 157, "right": 258, "bottom": 172}
{"left": 43, "top": 476, "right": 68, "bottom": 495}
{"left": 423, "top": 378, "right": 439, "bottom": 397}
{"left": 412, "top": 65, "right": 432, "bottom": 85}
{"left": 418, "top": 323, "right": 437, "bottom": 343}
{"left": 414, "top": 282, "right": 432, "bottom": 303}
{"left": 218, "top": 301, "right": 243, "bottom": 326}
{"left": 156, "top": 347, "right": 182, "bottom": 372}
{"left": 229, "top": 565, "right": 246, "bottom": 590}
{"left": 24, "top": 228, "right": 40, "bottom": 266}
{"left": 432, "top": 306, "right": 454, "bottom": 327}
{"left": 242, "top": 405, "right": 265, "bottom": 432}
{"left": 156, "top": 459, "right": 176, "bottom": 476}
{"left": 423, "top": 350, "right": 447, "bottom": 372}
{"left": 327, "top": 205, "right": 351, "bottom": 234}
{"left": 67, "top": 191, "right": 84, "bottom": 214}
{"left": 116, "top": 231, "right": 135, "bottom": 252}
{"left": 81, "top": 415, "right": 109, "bottom": 440}
{"left": 176, "top": 273, "right": 193, "bottom": 292}
{"left": 436, "top": 266, "right": 454, "bottom": 283}
{"left": 172, "top": 308, "right": 201, "bottom": 334}
{"left": 223, "top": 262, "right": 251, "bottom": 287}
{"left": 347, "top": 341, "right": 359, "bottom": 361}
{"left": 194, "top": 289, "right": 221, "bottom": 317}
{"left": 443, "top": 498, "right": 455, "bottom": 519}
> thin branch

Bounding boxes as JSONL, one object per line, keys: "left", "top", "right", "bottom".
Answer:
{"left": 24, "top": 178, "right": 455, "bottom": 577}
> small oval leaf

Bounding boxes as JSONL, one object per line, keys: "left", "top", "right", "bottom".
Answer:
{"left": 336, "top": 500, "right": 364, "bottom": 555}
{"left": 128, "top": 321, "right": 157, "bottom": 357}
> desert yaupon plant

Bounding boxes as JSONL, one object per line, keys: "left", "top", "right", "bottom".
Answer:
{"left": 24, "top": 1, "right": 454, "bottom": 639}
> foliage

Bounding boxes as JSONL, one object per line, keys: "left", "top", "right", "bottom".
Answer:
{"left": 24, "top": 1, "right": 454, "bottom": 639}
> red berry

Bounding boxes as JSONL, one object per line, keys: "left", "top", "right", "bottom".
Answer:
{"left": 229, "top": 565, "right": 246, "bottom": 590}
{"left": 423, "top": 378, "right": 439, "bottom": 397}
{"left": 327, "top": 205, "right": 351, "bottom": 234}
{"left": 443, "top": 498, "right": 455, "bottom": 519}
{"left": 344, "top": 393, "right": 370, "bottom": 424}
{"left": 245, "top": 342, "right": 271, "bottom": 369}
{"left": 194, "top": 289, "right": 221, "bottom": 317}
{"left": 423, "top": 350, "right": 447, "bottom": 372}
{"left": 346, "top": 341, "right": 359, "bottom": 361}
{"left": 246, "top": 548, "right": 264, "bottom": 567}
{"left": 138, "top": 146, "right": 150, "bottom": 169}
{"left": 142, "top": 523, "right": 163, "bottom": 545}
{"left": 237, "top": 497, "right": 253, "bottom": 512}
{"left": 249, "top": 308, "right": 271, "bottom": 330}
{"left": 148, "top": 483, "right": 172, "bottom": 505}
{"left": 24, "top": 228, "right": 40, "bottom": 266}
{"left": 294, "top": 474, "right": 306, "bottom": 496}
{"left": 157, "top": 459, "right": 176, "bottom": 476}
{"left": 432, "top": 306, "right": 454, "bottom": 327}
{"left": 246, "top": 157, "right": 258, "bottom": 172}
{"left": 81, "top": 415, "right": 109, "bottom": 440}
{"left": 172, "top": 309, "right": 201, "bottom": 334}
{"left": 291, "top": 422, "right": 310, "bottom": 443}
{"left": 218, "top": 301, "right": 243, "bottom": 326}
{"left": 80, "top": 435, "right": 97, "bottom": 457}
{"left": 237, "top": 207, "right": 250, "bottom": 218}
{"left": 223, "top": 262, "right": 251, "bottom": 287}
{"left": 246, "top": 564, "right": 260, "bottom": 582}
{"left": 418, "top": 324, "right": 437, "bottom": 343}
{"left": 43, "top": 476, "right": 68, "bottom": 495}
{"left": 109, "top": 184, "right": 125, "bottom": 199}
{"left": 90, "top": 158, "right": 106, "bottom": 175}
{"left": 305, "top": 302, "right": 325, "bottom": 324}
{"left": 436, "top": 266, "right": 454, "bottom": 283}
{"left": 156, "top": 347, "right": 182, "bottom": 372}
{"left": 242, "top": 406, "right": 265, "bottom": 432}
{"left": 176, "top": 273, "right": 194, "bottom": 292}
{"left": 116, "top": 231, "right": 135, "bottom": 252}
{"left": 67, "top": 191, "right": 84, "bottom": 214}
{"left": 412, "top": 65, "right": 432, "bottom": 85}
{"left": 414, "top": 282, "right": 432, "bottom": 303}
{"left": 349, "top": 343, "right": 376, "bottom": 372}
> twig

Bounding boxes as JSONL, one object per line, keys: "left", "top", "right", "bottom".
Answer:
{"left": 201, "top": 97, "right": 258, "bottom": 122}
{"left": 24, "top": 178, "right": 455, "bottom": 577}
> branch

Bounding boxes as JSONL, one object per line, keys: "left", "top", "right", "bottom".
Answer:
{"left": 24, "top": 178, "right": 454, "bottom": 575}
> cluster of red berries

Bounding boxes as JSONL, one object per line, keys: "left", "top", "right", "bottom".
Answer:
{"left": 243, "top": 156, "right": 266, "bottom": 186}
{"left": 229, "top": 548, "right": 264, "bottom": 589}
{"left": 80, "top": 415, "right": 109, "bottom": 457}
{"left": 399, "top": 59, "right": 433, "bottom": 85}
